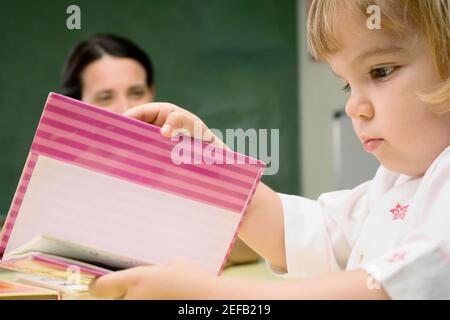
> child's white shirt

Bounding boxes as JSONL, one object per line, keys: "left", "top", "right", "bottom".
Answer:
{"left": 272, "top": 146, "right": 450, "bottom": 299}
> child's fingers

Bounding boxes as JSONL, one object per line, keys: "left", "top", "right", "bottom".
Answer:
{"left": 164, "top": 112, "right": 229, "bottom": 148}
{"left": 125, "top": 102, "right": 225, "bottom": 147}
{"left": 123, "top": 103, "right": 159, "bottom": 123}
{"left": 124, "top": 103, "right": 177, "bottom": 127}
{"left": 163, "top": 111, "right": 211, "bottom": 141}
{"left": 88, "top": 269, "right": 137, "bottom": 299}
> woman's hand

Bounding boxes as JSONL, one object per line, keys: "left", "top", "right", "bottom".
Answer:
{"left": 124, "top": 103, "right": 227, "bottom": 148}
{"left": 89, "top": 259, "right": 218, "bottom": 300}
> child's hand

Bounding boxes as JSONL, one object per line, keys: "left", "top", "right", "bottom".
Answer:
{"left": 124, "top": 103, "right": 227, "bottom": 148}
{"left": 88, "top": 259, "right": 218, "bottom": 300}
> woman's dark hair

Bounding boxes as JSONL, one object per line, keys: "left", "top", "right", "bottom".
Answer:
{"left": 61, "top": 34, "right": 154, "bottom": 99}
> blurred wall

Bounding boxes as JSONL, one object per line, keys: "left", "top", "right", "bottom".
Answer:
{"left": 297, "top": 0, "right": 350, "bottom": 199}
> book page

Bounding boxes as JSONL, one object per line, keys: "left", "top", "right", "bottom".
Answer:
{"left": 5, "top": 155, "right": 241, "bottom": 274}
{"left": 7, "top": 234, "right": 144, "bottom": 270}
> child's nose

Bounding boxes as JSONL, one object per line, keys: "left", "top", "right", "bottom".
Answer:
{"left": 345, "top": 94, "right": 374, "bottom": 120}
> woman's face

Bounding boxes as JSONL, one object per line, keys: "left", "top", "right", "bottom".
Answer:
{"left": 81, "top": 55, "right": 154, "bottom": 114}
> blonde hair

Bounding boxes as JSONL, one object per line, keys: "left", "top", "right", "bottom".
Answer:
{"left": 307, "top": 0, "right": 450, "bottom": 113}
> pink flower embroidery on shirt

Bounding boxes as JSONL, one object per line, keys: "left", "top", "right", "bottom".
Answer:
{"left": 390, "top": 203, "right": 409, "bottom": 221}
{"left": 387, "top": 252, "right": 406, "bottom": 263}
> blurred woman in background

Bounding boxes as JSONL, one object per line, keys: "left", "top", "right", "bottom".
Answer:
{"left": 61, "top": 34, "right": 155, "bottom": 113}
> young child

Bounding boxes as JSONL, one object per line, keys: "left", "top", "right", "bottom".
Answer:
{"left": 89, "top": 0, "right": 450, "bottom": 299}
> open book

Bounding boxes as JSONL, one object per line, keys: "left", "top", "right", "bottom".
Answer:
{"left": 6, "top": 234, "right": 149, "bottom": 270}
{"left": 0, "top": 279, "right": 60, "bottom": 300}
{"left": 0, "top": 93, "right": 265, "bottom": 293}
{"left": 0, "top": 234, "right": 130, "bottom": 293}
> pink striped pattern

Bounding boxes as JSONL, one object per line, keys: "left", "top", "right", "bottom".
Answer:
{"left": 0, "top": 93, "right": 265, "bottom": 259}
{"left": 0, "top": 153, "right": 38, "bottom": 257}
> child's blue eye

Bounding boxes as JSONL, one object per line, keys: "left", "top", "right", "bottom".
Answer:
{"left": 370, "top": 66, "right": 395, "bottom": 79}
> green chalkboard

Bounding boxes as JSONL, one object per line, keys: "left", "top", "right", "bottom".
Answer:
{"left": 0, "top": 0, "right": 299, "bottom": 221}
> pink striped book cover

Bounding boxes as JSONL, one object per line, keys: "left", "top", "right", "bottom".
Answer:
{"left": 0, "top": 92, "right": 265, "bottom": 275}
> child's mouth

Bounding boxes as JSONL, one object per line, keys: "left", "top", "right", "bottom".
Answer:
{"left": 362, "top": 139, "right": 384, "bottom": 153}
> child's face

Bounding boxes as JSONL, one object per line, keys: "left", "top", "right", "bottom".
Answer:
{"left": 328, "top": 17, "right": 450, "bottom": 176}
